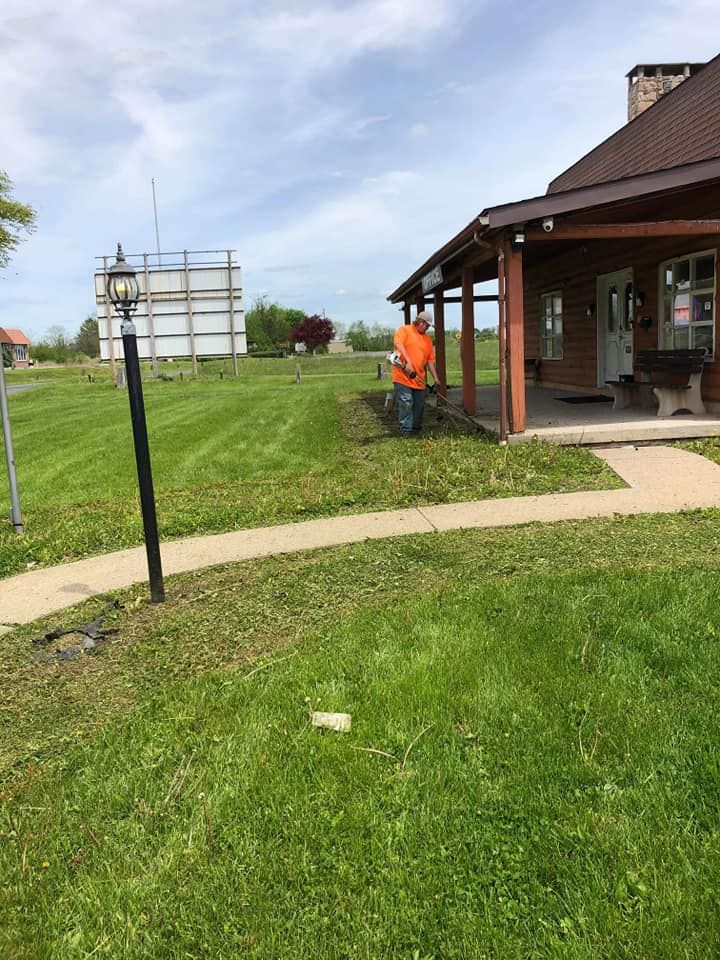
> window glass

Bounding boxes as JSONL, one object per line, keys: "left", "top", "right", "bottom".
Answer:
{"left": 624, "top": 283, "right": 633, "bottom": 329}
{"left": 607, "top": 285, "right": 618, "bottom": 332}
{"left": 673, "top": 291, "right": 690, "bottom": 328}
{"left": 694, "top": 255, "right": 714, "bottom": 285}
{"left": 673, "top": 326, "right": 689, "bottom": 348}
{"left": 693, "top": 294, "right": 713, "bottom": 325}
{"left": 694, "top": 325, "right": 714, "bottom": 353}
{"left": 661, "top": 252, "right": 716, "bottom": 357}
{"left": 674, "top": 260, "right": 690, "bottom": 289}
{"left": 662, "top": 299, "right": 673, "bottom": 346}
{"left": 540, "top": 292, "right": 562, "bottom": 360}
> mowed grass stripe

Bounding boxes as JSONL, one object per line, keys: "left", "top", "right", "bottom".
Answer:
{"left": 0, "top": 359, "right": 625, "bottom": 577}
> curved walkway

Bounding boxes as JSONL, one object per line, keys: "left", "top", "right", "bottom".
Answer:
{"left": 4, "top": 445, "right": 720, "bottom": 625}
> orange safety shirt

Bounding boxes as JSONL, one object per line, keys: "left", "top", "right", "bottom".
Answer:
{"left": 392, "top": 324, "right": 435, "bottom": 390}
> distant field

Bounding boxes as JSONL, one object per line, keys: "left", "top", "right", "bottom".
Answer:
{"left": 6, "top": 336, "right": 500, "bottom": 384}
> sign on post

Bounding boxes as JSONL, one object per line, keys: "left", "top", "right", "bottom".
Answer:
{"left": 421, "top": 264, "right": 443, "bottom": 295}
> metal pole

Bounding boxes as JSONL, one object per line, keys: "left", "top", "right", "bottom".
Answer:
{"left": 183, "top": 249, "right": 198, "bottom": 376}
{"left": 0, "top": 359, "right": 23, "bottom": 533}
{"left": 103, "top": 256, "right": 117, "bottom": 380}
{"left": 227, "top": 250, "right": 239, "bottom": 377}
{"left": 151, "top": 178, "right": 162, "bottom": 266}
{"left": 143, "top": 253, "right": 159, "bottom": 378}
{"left": 121, "top": 318, "right": 165, "bottom": 602}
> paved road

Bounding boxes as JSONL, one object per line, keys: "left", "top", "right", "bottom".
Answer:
{"left": 6, "top": 381, "right": 50, "bottom": 394}
{"left": 2, "top": 445, "right": 720, "bottom": 625}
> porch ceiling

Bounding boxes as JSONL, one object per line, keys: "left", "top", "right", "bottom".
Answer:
{"left": 388, "top": 159, "right": 720, "bottom": 303}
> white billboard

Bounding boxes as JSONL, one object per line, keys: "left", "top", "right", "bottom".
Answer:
{"left": 94, "top": 250, "right": 246, "bottom": 372}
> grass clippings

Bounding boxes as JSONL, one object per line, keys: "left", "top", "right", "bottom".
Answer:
{"left": 2, "top": 510, "right": 720, "bottom": 957}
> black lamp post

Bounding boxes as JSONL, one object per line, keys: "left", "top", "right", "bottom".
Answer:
{"left": 107, "top": 243, "right": 165, "bottom": 603}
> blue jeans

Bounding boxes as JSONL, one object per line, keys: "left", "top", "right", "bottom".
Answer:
{"left": 394, "top": 383, "right": 426, "bottom": 436}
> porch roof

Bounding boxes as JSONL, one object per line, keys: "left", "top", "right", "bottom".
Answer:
{"left": 387, "top": 157, "right": 720, "bottom": 304}
{"left": 0, "top": 328, "right": 30, "bottom": 346}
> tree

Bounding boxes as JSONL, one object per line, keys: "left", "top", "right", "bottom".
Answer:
{"left": 32, "top": 325, "right": 72, "bottom": 363}
{"left": 474, "top": 327, "right": 498, "bottom": 341}
{"left": 0, "top": 171, "right": 36, "bottom": 268}
{"left": 346, "top": 321, "right": 371, "bottom": 352}
{"left": 245, "top": 297, "right": 297, "bottom": 352}
{"left": 346, "top": 322, "right": 394, "bottom": 352}
{"left": 73, "top": 314, "right": 100, "bottom": 357}
{"left": 289, "top": 314, "right": 335, "bottom": 354}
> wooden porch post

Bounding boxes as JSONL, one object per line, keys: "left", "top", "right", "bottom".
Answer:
{"left": 461, "top": 265, "right": 476, "bottom": 415}
{"left": 497, "top": 247, "right": 508, "bottom": 442}
{"left": 503, "top": 238, "right": 526, "bottom": 433}
{"left": 415, "top": 294, "right": 425, "bottom": 315}
{"left": 403, "top": 302, "right": 411, "bottom": 325}
{"left": 433, "top": 289, "right": 446, "bottom": 403}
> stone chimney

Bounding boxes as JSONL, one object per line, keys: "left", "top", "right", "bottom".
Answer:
{"left": 627, "top": 63, "right": 705, "bottom": 121}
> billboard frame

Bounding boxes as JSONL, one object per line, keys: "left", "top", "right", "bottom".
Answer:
{"left": 95, "top": 249, "right": 245, "bottom": 376}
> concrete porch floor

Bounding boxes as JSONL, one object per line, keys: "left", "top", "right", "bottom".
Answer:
{"left": 444, "top": 384, "right": 720, "bottom": 445}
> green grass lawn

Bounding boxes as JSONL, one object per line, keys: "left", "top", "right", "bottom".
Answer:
{"left": 2, "top": 512, "right": 720, "bottom": 958}
{"left": 0, "top": 348, "right": 623, "bottom": 577}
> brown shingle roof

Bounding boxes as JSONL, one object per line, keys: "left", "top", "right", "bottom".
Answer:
{"left": 548, "top": 52, "right": 720, "bottom": 194}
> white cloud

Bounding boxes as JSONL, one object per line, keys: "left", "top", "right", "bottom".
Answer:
{"left": 246, "top": 0, "right": 469, "bottom": 66}
{"left": 2, "top": 0, "right": 720, "bottom": 341}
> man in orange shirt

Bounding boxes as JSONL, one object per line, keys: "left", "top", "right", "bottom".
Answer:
{"left": 392, "top": 310, "right": 439, "bottom": 437}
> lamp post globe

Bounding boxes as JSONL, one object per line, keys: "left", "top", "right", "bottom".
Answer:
{"left": 107, "top": 243, "right": 140, "bottom": 327}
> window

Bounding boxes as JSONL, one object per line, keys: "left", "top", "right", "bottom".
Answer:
{"left": 15, "top": 345, "right": 27, "bottom": 361}
{"left": 661, "top": 251, "right": 715, "bottom": 357}
{"left": 540, "top": 291, "right": 563, "bottom": 359}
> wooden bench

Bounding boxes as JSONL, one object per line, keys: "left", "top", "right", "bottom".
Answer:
{"left": 607, "top": 349, "right": 707, "bottom": 417}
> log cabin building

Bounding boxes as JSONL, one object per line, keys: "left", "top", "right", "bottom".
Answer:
{"left": 388, "top": 55, "right": 720, "bottom": 441}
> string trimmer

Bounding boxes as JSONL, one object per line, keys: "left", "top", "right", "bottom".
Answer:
{"left": 386, "top": 351, "right": 484, "bottom": 431}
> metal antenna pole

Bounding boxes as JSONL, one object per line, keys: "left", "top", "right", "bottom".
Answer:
{"left": 0, "top": 359, "right": 23, "bottom": 533}
{"left": 151, "top": 178, "right": 162, "bottom": 266}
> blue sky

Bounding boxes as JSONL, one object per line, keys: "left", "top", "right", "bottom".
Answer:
{"left": 2, "top": 0, "right": 719, "bottom": 341}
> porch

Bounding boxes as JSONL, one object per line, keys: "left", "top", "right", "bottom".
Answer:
{"left": 444, "top": 384, "right": 720, "bottom": 445}
{"left": 388, "top": 161, "right": 720, "bottom": 445}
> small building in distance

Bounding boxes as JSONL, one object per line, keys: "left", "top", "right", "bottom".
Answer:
{"left": 0, "top": 328, "right": 31, "bottom": 368}
{"left": 327, "top": 339, "right": 353, "bottom": 354}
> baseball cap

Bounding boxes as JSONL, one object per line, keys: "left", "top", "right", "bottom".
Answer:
{"left": 415, "top": 310, "right": 433, "bottom": 326}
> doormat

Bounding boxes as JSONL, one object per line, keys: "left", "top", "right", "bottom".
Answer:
{"left": 556, "top": 395, "right": 613, "bottom": 404}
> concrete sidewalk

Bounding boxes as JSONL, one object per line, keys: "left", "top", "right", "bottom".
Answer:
{"left": 3, "top": 445, "right": 720, "bottom": 625}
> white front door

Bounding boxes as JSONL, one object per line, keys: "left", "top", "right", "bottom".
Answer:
{"left": 598, "top": 268, "right": 634, "bottom": 383}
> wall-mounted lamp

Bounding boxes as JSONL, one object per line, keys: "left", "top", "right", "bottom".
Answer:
{"left": 511, "top": 230, "right": 525, "bottom": 250}
{"left": 635, "top": 291, "right": 645, "bottom": 308}
{"left": 585, "top": 303, "right": 596, "bottom": 318}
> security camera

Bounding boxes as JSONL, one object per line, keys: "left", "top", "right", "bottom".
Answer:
{"left": 542, "top": 216, "right": 554, "bottom": 233}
